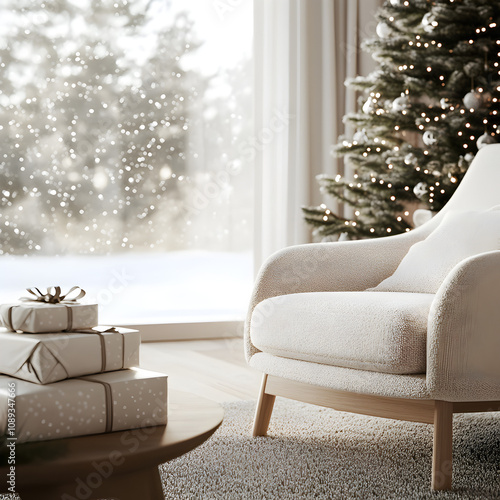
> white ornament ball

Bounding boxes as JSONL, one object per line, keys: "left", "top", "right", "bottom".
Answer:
{"left": 376, "top": 22, "right": 391, "bottom": 39}
{"left": 392, "top": 93, "right": 409, "bottom": 112}
{"left": 413, "top": 182, "right": 428, "bottom": 199}
{"left": 421, "top": 12, "right": 437, "bottom": 33}
{"left": 404, "top": 153, "right": 417, "bottom": 165}
{"left": 353, "top": 129, "right": 368, "bottom": 143}
{"left": 463, "top": 90, "right": 482, "bottom": 110}
{"left": 413, "top": 208, "right": 434, "bottom": 227}
{"left": 422, "top": 130, "right": 437, "bottom": 146}
{"left": 458, "top": 153, "right": 475, "bottom": 170}
{"left": 440, "top": 98, "right": 451, "bottom": 109}
{"left": 477, "top": 132, "right": 497, "bottom": 149}
{"left": 389, "top": 0, "right": 402, "bottom": 6}
{"left": 362, "top": 98, "right": 375, "bottom": 114}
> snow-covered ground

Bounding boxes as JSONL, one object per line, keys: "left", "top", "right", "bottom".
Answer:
{"left": 0, "top": 251, "right": 253, "bottom": 324}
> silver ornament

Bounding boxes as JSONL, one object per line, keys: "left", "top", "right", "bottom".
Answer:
{"left": 440, "top": 98, "right": 451, "bottom": 109}
{"left": 422, "top": 130, "right": 437, "bottom": 146}
{"left": 391, "top": 93, "right": 409, "bottom": 112}
{"left": 477, "top": 133, "right": 497, "bottom": 149}
{"left": 413, "top": 209, "right": 434, "bottom": 227}
{"left": 413, "top": 182, "right": 428, "bottom": 199}
{"left": 376, "top": 22, "right": 391, "bottom": 39}
{"left": 389, "top": 0, "right": 402, "bottom": 5}
{"left": 353, "top": 129, "right": 368, "bottom": 143}
{"left": 362, "top": 98, "right": 375, "bottom": 114}
{"left": 404, "top": 153, "right": 417, "bottom": 165}
{"left": 463, "top": 90, "right": 482, "bottom": 110}
{"left": 458, "top": 153, "right": 474, "bottom": 170}
{"left": 421, "top": 12, "right": 438, "bottom": 33}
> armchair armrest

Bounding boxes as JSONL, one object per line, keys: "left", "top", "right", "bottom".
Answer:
{"left": 427, "top": 250, "right": 500, "bottom": 401}
{"left": 245, "top": 230, "right": 423, "bottom": 360}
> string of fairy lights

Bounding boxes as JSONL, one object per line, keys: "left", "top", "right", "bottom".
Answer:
{"left": 318, "top": 0, "right": 500, "bottom": 237}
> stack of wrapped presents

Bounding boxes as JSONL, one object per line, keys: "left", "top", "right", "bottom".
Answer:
{"left": 0, "top": 287, "right": 168, "bottom": 443}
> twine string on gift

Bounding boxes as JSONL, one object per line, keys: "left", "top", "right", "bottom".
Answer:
{"left": 93, "top": 332, "right": 107, "bottom": 373}
{"left": 78, "top": 376, "right": 114, "bottom": 432}
{"left": 76, "top": 327, "right": 121, "bottom": 373}
{"left": 20, "top": 286, "right": 86, "bottom": 304}
{"left": 7, "top": 306, "right": 14, "bottom": 332}
{"left": 65, "top": 305, "right": 73, "bottom": 332}
{"left": 121, "top": 332, "right": 125, "bottom": 369}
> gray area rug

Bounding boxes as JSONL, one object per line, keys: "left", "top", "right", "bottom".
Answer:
{"left": 1, "top": 399, "right": 499, "bottom": 499}
{"left": 160, "top": 399, "right": 500, "bottom": 500}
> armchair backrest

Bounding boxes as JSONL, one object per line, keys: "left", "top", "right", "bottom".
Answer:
{"left": 411, "top": 144, "right": 500, "bottom": 240}
{"left": 437, "top": 144, "right": 500, "bottom": 213}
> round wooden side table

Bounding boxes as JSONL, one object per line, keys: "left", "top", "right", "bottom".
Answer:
{"left": 1, "top": 391, "right": 223, "bottom": 500}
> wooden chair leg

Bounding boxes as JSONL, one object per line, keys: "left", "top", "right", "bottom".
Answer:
{"left": 432, "top": 400, "right": 453, "bottom": 490}
{"left": 253, "top": 374, "right": 276, "bottom": 436}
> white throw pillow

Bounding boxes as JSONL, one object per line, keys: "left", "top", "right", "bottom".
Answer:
{"left": 371, "top": 210, "right": 500, "bottom": 293}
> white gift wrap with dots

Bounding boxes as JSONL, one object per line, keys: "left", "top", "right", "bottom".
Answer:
{"left": 0, "top": 327, "right": 140, "bottom": 384}
{"left": 0, "top": 368, "right": 168, "bottom": 443}
{"left": 0, "top": 302, "right": 98, "bottom": 333}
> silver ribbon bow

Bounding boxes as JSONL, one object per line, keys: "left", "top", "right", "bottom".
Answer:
{"left": 20, "top": 286, "right": 86, "bottom": 304}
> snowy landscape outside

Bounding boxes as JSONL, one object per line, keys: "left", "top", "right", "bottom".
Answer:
{"left": 0, "top": 252, "right": 253, "bottom": 324}
{"left": 0, "top": 0, "right": 254, "bottom": 323}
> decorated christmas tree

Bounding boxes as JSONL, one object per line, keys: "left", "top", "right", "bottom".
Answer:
{"left": 303, "top": 0, "right": 500, "bottom": 240}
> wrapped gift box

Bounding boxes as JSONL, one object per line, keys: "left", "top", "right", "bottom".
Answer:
{"left": 0, "top": 368, "right": 168, "bottom": 443}
{"left": 0, "top": 327, "right": 140, "bottom": 384}
{"left": 0, "top": 302, "right": 98, "bottom": 334}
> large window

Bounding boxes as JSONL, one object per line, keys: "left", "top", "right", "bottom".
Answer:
{"left": 0, "top": 0, "right": 253, "bottom": 325}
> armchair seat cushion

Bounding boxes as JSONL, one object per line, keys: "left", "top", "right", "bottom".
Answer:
{"left": 250, "top": 291, "right": 435, "bottom": 375}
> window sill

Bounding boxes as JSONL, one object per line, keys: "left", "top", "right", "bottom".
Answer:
{"left": 120, "top": 320, "right": 244, "bottom": 342}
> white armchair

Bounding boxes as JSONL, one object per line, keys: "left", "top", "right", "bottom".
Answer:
{"left": 245, "top": 144, "right": 500, "bottom": 491}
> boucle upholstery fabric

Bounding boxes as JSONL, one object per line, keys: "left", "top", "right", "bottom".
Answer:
{"left": 250, "top": 291, "right": 434, "bottom": 374}
{"left": 249, "top": 352, "right": 430, "bottom": 399}
{"left": 245, "top": 145, "right": 500, "bottom": 402}
{"left": 427, "top": 250, "right": 500, "bottom": 401}
{"left": 245, "top": 230, "right": 431, "bottom": 361}
{"left": 371, "top": 210, "right": 500, "bottom": 294}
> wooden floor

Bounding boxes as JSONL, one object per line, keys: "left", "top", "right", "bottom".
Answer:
{"left": 140, "top": 338, "right": 262, "bottom": 403}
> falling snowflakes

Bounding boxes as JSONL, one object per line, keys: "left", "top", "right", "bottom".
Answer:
{"left": 0, "top": 0, "right": 253, "bottom": 256}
